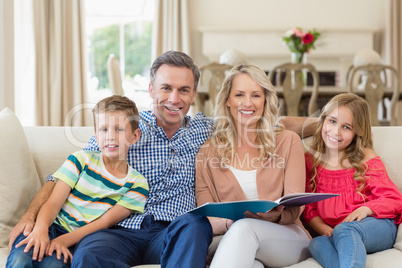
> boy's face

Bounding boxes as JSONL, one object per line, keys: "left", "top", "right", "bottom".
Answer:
{"left": 95, "top": 110, "right": 140, "bottom": 161}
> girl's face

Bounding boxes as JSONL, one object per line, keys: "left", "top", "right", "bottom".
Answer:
{"left": 226, "top": 73, "right": 265, "bottom": 130}
{"left": 322, "top": 106, "right": 356, "bottom": 153}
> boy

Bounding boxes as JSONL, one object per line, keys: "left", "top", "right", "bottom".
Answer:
{"left": 6, "top": 95, "right": 149, "bottom": 267}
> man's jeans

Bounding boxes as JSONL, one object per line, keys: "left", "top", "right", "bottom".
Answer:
{"left": 309, "top": 217, "right": 397, "bottom": 268}
{"left": 71, "top": 213, "right": 212, "bottom": 268}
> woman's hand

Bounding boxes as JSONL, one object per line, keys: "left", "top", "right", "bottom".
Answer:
{"left": 47, "top": 235, "right": 73, "bottom": 263}
{"left": 15, "top": 226, "right": 49, "bottom": 262}
{"left": 225, "top": 219, "right": 234, "bottom": 231}
{"left": 342, "top": 206, "right": 374, "bottom": 223}
{"left": 244, "top": 205, "right": 284, "bottom": 223}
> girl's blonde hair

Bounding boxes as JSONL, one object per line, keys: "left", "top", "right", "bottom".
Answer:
{"left": 211, "top": 64, "right": 284, "bottom": 163}
{"left": 309, "top": 93, "right": 373, "bottom": 193}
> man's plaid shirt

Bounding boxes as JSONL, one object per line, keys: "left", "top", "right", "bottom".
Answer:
{"left": 48, "top": 110, "right": 213, "bottom": 229}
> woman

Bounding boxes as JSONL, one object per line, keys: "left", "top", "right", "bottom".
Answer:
{"left": 195, "top": 64, "right": 311, "bottom": 268}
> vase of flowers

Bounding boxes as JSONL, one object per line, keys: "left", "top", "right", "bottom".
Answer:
{"left": 283, "top": 27, "right": 320, "bottom": 86}
{"left": 291, "top": 52, "right": 307, "bottom": 65}
{"left": 283, "top": 27, "right": 320, "bottom": 63}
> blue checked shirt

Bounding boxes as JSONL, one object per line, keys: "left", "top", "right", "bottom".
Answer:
{"left": 48, "top": 111, "right": 213, "bottom": 229}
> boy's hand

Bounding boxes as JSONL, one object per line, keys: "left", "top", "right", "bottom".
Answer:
{"left": 342, "top": 206, "right": 374, "bottom": 223}
{"left": 15, "top": 227, "right": 49, "bottom": 262}
{"left": 48, "top": 236, "right": 73, "bottom": 263}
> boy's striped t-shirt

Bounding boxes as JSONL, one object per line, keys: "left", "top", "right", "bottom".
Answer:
{"left": 52, "top": 151, "right": 149, "bottom": 232}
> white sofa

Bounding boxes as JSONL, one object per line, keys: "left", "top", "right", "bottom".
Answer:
{"left": 1, "top": 107, "right": 402, "bottom": 268}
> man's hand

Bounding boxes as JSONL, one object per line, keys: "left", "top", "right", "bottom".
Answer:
{"left": 8, "top": 181, "right": 56, "bottom": 250}
{"left": 8, "top": 217, "right": 35, "bottom": 250}
{"left": 244, "top": 205, "right": 284, "bottom": 223}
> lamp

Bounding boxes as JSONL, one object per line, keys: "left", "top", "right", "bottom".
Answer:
{"left": 219, "top": 49, "right": 247, "bottom": 66}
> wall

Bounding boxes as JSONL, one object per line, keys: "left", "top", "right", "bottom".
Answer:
{"left": 189, "top": 0, "right": 385, "bottom": 68}
{"left": 0, "top": 0, "right": 14, "bottom": 111}
{"left": 0, "top": 0, "right": 388, "bottom": 115}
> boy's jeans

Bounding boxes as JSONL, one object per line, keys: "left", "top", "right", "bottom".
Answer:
{"left": 309, "top": 217, "right": 397, "bottom": 268}
{"left": 6, "top": 223, "right": 73, "bottom": 268}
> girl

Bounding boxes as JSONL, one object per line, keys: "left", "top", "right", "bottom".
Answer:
{"left": 304, "top": 93, "right": 402, "bottom": 268}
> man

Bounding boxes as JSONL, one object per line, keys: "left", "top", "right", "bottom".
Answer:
{"left": 10, "top": 51, "right": 213, "bottom": 268}
{"left": 9, "top": 51, "right": 316, "bottom": 267}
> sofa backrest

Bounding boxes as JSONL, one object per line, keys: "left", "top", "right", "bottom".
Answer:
{"left": 301, "top": 126, "right": 402, "bottom": 192}
{"left": 23, "top": 126, "right": 402, "bottom": 192}
{"left": 23, "top": 126, "right": 94, "bottom": 184}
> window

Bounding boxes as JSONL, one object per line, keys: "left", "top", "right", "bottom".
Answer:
{"left": 85, "top": 0, "right": 154, "bottom": 110}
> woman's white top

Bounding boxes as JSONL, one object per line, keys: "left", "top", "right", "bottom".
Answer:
{"left": 227, "top": 165, "right": 258, "bottom": 200}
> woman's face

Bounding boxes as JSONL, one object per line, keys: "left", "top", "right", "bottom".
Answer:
{"left": 226, "top": 73, "right": 265, "bottom": 130}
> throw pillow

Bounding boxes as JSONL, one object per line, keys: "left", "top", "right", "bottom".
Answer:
{"left": 0, "top": 108, "right": 41, "bottom": 247}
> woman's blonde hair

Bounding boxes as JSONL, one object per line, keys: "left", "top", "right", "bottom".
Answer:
{"left": 211, "top": 64, "right": 283, "bottom": 163}
{"left": 309, "top": 93, "right": 373, "bottom": 193}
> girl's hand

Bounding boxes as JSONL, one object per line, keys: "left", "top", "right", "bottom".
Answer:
{"left": 47, "top": 236, "right": 73, "bottom": 264}
{"left": 321, "top": 226, "right": 334, "bottom": 236}
{"left": 342, "top": 206, "right": 374, "bottom": 223}
{"left": 15, "top": 227, "right": 49, "bottom": 262}
{"left": 244, "top": 205, "right": 284, "bottom": 223}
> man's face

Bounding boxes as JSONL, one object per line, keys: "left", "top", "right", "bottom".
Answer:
{"left": 149, "top": 64, "right": 196, "bottom": 133}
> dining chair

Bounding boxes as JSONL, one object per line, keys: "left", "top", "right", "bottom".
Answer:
{"left": 107, "top": 54, "right": 124, "bottom": 95}
{"left": 268, "top": 63, "right": 319, "bottom": 116}
{"left": 195, "top": 62, "right": 233, "bottom": 116}
{"left": 348, "top": 64, "right": 400, "bottom": 126}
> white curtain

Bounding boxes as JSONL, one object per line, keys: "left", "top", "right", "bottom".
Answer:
{"left": 152, "top": 0, "right": 190, "bottom": 59}
{"left": 14, "top": 0, "right": 35, "bottom": 126}
{"left": 385, "top": 0, "right": 402, "bottom": 125}
{"left": 33, "top": 0, "right": 89, "bottom": 126}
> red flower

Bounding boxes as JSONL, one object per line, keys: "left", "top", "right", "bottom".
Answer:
{"left": 302, "top": 33, "right": 314, "bottom": 44}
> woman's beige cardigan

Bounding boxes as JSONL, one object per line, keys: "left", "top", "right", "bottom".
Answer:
{"left": 195, "top": 130, "right": 311, "bottom": 238}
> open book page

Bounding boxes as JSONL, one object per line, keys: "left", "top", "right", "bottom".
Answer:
{"left": 189, "top": 193, "right": 339, "bottom": 221}
{"left": 275, "top": 193, "right": 340, "bottom": 207}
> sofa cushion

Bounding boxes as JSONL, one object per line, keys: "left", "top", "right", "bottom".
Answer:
{"left": 394, "top": 223, "right": 402, "bottom": 250}
{"left": 0, "top": 108, "right": 41, "bottom": 247}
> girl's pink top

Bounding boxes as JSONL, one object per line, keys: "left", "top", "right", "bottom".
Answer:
{"left": 304, "top": 153, "right": 402, "bottom": 227}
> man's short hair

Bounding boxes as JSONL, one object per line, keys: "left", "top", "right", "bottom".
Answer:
{"left": 150, "top": 50, "right": 200, "bottom": 91}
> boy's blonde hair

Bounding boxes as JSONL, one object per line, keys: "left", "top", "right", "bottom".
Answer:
{"left": 92, "top": 95, "right": 139, "bottom": 132}
{"left": 309, "top": 93, "right": 373, "bottom": 193}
